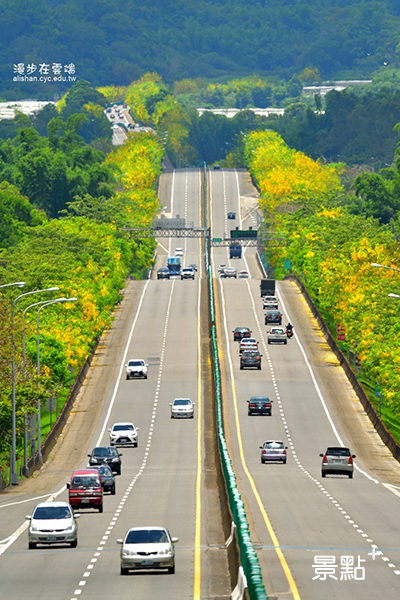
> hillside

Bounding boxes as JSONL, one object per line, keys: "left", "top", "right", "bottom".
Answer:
{"left": 1, "top": 0, "right": 400, "bottom": 98}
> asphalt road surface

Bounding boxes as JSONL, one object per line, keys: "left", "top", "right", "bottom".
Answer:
{"left": 2, "top": 167, "right": 400, "bottom": 600}
{"left": 0, "top": 169, "right": 229, "bottom": 600}
{"left": 210, "top": 168, "right": 400, "bottom": 600}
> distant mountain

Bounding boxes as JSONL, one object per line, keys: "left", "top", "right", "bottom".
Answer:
{"left": 1, "top": 0, "right": 400, "bottom": 97}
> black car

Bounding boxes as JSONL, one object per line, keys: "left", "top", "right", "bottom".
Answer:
{"left": 157, "top": 267, "right": 170, "bottom": 280}
{"left": 227, "top": 211, "right": 236, "bottom": 219}
{"left": 240, "top": 349, "right": 262, "bottom": 370}
{"left": 247, "top": 396, "right": 272, "bottom": 416}
{"left": 88, "top": 446, "right": 123, "bottom": 475}
{"left": 88, "top": 464, "right": 116, "bottom": 494}
{"left": 265, "top": 310, "right": 282, "bottom": 325}
{"left": 233, "top": 327, "right": 252, "bottom": 342}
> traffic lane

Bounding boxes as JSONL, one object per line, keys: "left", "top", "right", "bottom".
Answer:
{"left": 81, "top": 280, "right": 201, "bottom": 597}
{"left": 0, "top": 281, "right": 177, "bottom": 595}
{"left": 0, "top": 279, "right": 150, "bottom": 534}
{"left": 217, "top": 280, "right": 399, "bottom": 598}
{"left": 277, "top": 279, "right": 400, "bottom": 484}
{"left": 61, "top": 278, "right": 199, "bottom": 599}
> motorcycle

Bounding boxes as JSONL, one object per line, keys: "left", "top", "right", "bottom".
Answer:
{"left": 286, "top": 328, "right": 293, "bottom": 339}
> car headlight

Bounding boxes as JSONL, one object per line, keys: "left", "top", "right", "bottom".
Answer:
{"left": 91, "top": 458, "right": 98, "bottom": 463}
{"left": 158, "top": 547, "right": 172, "bottom": 555}
{"left": 123, "top": 549, "right": 138, "bottom": 556}
{"left": 30, "top": 525, "right": 40, "bottom": 532}
{"left": 64, "top": 525, "right": 74, "bottom": 533}
{"left": 112, "top": 458, "right": 119, "bottom": 462}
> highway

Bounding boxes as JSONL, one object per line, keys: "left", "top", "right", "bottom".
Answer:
{"left": 210, "top": 168, "right": 400, "bottom": 599}
{"left": 1, "top": 166, "right": 400, "bottom": 600}
{"left": 0, "top": 169, "right": 229, "bottom": 600}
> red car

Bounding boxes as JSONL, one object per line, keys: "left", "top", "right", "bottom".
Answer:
{"left": 67, "top": 469, "right": 103, "bottom": 513}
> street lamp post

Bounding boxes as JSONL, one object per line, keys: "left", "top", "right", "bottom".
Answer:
{"left": 0, "top": 281, "right": 25, "bottom": 290}
{"left": 10, "top": 286, "right": 60, "bottom": 485}
{"left": 21, "top": 297, "right": 67, "bottom": 474}
{"left": 371, "top": 263, "right": 400, "bottom": 274}
{"left": 36, "top": 297, "right": 77, "bottom": 464}
{"left": 371, "top": 263, "right": 400, "bottom": 299}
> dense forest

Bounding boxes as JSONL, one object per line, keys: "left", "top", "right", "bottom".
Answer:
{"left": 2, "top": 0, "right": 400, "bottom": 98}
{"left": 0, "top": 80, "right": 162, "bottom": 470}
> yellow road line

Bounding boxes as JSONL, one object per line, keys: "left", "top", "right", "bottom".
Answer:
{"left": 230, "top": 372, "right": 301, "bottom": 599}
{"left": 193, "top": 169, "right": 203, "bottom": 600}
{"left": 214, "top": 210, "right": 301, "bottom": 599}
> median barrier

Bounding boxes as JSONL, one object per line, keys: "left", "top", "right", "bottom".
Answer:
{"left": 207, "top": 265, "right": 268, "bottom": 600}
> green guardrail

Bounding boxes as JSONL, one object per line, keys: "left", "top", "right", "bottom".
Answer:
{"left": 203, "top": 164, "right": 268, "bottom": 600}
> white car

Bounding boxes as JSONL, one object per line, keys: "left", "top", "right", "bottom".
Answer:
{"left": 239, "top": 337, "right": 258, "bottom": 352}
{"left": 175, "top": 247, "right": 183, "bottom": 256}
{"left": 26, "top": 501, "right": 79, "bottom": 549}
{"left": 267, "top": 328, "right": 287, "bottom": 344}
{"left": 118, "top": 526, "right": 178, "bottom": 574}
{"left": 170, "top": 398, "right": 195, "bottom": 418}
{"left": 109, "top": 422, "right": 139, "bottom": 447}
{"left": 238, "top": 270, "right": 249, "bottom": 278}
{"left": 223, "top": 267, "right": 237, "bottom": 278}
{"left": 126, "top": 359, "right": 148, "bottom": 380}
{"left": 263, "top": 296, "right": 279, "bottom": 309}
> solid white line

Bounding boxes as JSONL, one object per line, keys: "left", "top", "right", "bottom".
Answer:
{"left": 96, "top": 279, "right": 150, "bottom": 445}
{"left": 276, "top": 288, "right": 379, "bottom": 484}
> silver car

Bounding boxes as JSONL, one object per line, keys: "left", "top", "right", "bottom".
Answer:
{"left": 267, "top": 327, "right": 287, "bottom": 344}
{"left": 170, "top": 398, "right": 195, "bottom": 418}
{"left": 260, "top": 440, "right": 288, "bottom": 464}
{"left": 117, "top": 526, "right": 178, "bottom": 574}
{"left": 320, "top": 447, "right": 355, "bottom": 478}
{"left": 26, "top": 501, "right": 79, "bottom": 549}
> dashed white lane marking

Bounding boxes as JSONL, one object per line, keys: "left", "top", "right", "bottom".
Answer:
{"left": 69, "top": 280, "right": 177, "bottom": 599}
{"left": 241, "top": 278, "right": 400, "bottom": 578}
{"left": 0, "top": 487, "right": 66, "bottom": 555}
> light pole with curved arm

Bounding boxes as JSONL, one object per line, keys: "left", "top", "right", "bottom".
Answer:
{"left": 371, "top": 264, "right": 400, "bottom": 299}
{"left": 10, "top": 286, "right": 60, "bottom": 485}
{"left": 371, "top": 263, "right": 400, "bottom": 274}
{"left": 0, "top": 281, "right": 25, "bottom": 290}
{"left": 21, "top": 297, "right": 67, "bottom": 473}
{"left": 36, "top": 297, "right": 77, "bottom": 463}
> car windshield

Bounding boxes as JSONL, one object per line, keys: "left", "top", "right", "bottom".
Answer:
{"left": 265, "top": 442, "right": 284, "bottom": 449}
{"left": 93, "top": 447, "right": 115, "bottom": 456}
{"left": 327, "top": 447, "right": 351, "bottom": 456}
{"left": 71, "top": 475, "right": 99, "bottom": 489}
{"left": 128, "top": 361, "right": 144, "bottom": 366}
{"left": 33, "top": 506, "right": 71, "bottom": 519}
{"left": 174, "top": 399, "right": 191, "bottom": 405}
{"left": 126, "top": 529, "right": 169, "bottom": 544}
{"left": 270, "top": 329, "right": 284, "bottom": 334}
{"left": 243, "top": 350, "right": 258, "bottom": 356}
{"left": 113, "top": 424, "right": 134, "bottom": 431}
{"left": 98, "top": 466, "right": 113, "bottom": 476}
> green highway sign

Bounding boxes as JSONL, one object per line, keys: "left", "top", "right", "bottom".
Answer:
{"left": 212, "top": 237, "right": 223, "bottom": 242}
{"left": 230, "top": 229, "right": 257, "bottom": 239}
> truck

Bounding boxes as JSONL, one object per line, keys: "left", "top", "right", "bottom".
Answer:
{"left": 167, "top": 256, "right": 181, "bottom": 276}
{"left": 260, "top": 279, "right": 275, "bottom": 297}
{"left": 229, "top": 244, "right": 242, "bottom": 259}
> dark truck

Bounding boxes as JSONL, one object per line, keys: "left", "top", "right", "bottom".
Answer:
{"left": 229, "top": 244, "right": 242, "bottom": 259}
{"left": 260, "top": 279, "right": 275, "bottom": 297}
